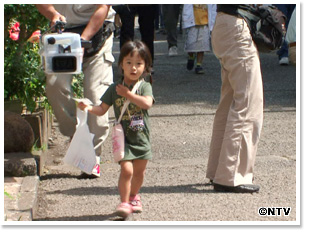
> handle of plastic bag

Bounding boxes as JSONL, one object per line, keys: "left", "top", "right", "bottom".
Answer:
{"left": 76, "top": 107, "right": 88, "bottom": 127}
{"left": 73, "top": 97, "right": 93, "bottom": 126}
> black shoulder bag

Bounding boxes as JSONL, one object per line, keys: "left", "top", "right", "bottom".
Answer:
{"left": 64, "top": 22, "right": 115, "bottom": 57}
{"left": 237, "top": 5, "right": 287, "bottom": 52}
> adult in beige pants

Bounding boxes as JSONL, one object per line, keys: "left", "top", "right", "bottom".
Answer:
{"left": 36, "top": 4, "right": 115, "bottom": 177}
{"left": 206, "top": 5, "right": 263, "bottom": 193}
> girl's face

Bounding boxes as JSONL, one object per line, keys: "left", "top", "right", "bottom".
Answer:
{"left": 121, "top": 51, "right": 145, "bottom": 84}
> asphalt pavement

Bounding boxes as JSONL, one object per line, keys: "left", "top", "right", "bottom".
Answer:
{"left": 28, "top": 28, "right": 298, "bottom": 224}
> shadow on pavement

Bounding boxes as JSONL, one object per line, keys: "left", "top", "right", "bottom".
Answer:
{"left": 45, "top": 182, "right": 215, "bottom": 197}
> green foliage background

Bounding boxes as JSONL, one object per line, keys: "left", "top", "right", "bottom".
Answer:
{"left": 4, "top": 4, "right": 50, "bottom": 112}
{"left": 4, "top": 4, "right": 84, "bottom": 112}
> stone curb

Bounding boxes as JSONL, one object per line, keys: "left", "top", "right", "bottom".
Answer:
{"left": 4, "top": 152, "right": 38, "bottom": 177}
{"left": 4, "top": 176, "right": 40, "bottom": 221}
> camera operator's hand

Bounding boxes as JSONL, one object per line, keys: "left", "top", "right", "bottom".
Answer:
{"left": 51, "top": 14, "right": 66, "bottom": 29}
{"left": 36, "top": 4, "right": 66, "bottom": 30}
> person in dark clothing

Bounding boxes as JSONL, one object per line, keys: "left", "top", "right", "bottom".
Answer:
{"left": 113, "top": 5, "right": 156, "bottom": 66}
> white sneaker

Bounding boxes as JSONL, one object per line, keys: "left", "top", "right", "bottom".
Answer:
{"left": 91, "top": 156, "right": 101, "bottom": 177}
{"left": 78, "top": 156, "right": 101, "bottom": 179}
{"left": 168, "top": 46, "right": 178, "bottom": 57}
{"left": 279, "top": 57, "right": 289, "bottom": 65}
{"left": 91, "top": 164, "right": 100, "bottom": 177}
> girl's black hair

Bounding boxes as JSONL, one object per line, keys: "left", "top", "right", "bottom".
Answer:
{"left": 118, "top": 40, "right": 153, "bottom": 84}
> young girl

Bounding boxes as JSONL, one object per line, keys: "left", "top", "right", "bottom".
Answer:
{"left": 78, "top": 40, "right": 154, "bottom": 218}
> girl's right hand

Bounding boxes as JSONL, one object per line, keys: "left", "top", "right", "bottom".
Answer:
{"left": 77, "top": 102, "right": 89, "bottom": 111}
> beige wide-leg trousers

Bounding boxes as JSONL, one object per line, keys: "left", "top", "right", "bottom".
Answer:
{"left": 206, "top": 13, "right": 264, "bottom": 186}
{"left": 46, "top": 35, "right": 114, "bottom": 156}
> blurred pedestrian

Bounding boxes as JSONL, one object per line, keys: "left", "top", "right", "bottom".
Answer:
{"left": 113, "top": 4, "right": 156, "bottom": 72}
{"left": 206, "top": 4, "right": 263, "bottom": 193}
{"left": 78, "top": 40, "right": 154, "bottom": 218}
{"left": 182, "top": 4, "right": 216, "bottom": 74}
{"left": 155, "top": 4, "right": 165, "bottom": 33}
{"left": 273, "top": 4, "right": 296, "bottom": 65}
{"left": 162, "top": 4, "right": 182, "bottom": 56}
{"left": 36, "top": 4, "right": 115, "bottom": 178}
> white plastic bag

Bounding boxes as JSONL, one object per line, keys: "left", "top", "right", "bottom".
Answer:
{"left": 112, "top": 122, "right": 125, "bottom": 163}
{"left": 64, "top": 107, "right": 96, "bottom": 174}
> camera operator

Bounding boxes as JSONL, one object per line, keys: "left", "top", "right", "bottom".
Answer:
{"left": 36, "top": 4, "right": 115, "bottom": 178}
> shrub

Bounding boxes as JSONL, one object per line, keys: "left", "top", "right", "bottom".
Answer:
{"left": 4, "top": 4, "right": 49, "bottom": 112}
{"left": 4, "top": 4, "right": 85, "bottom": 112}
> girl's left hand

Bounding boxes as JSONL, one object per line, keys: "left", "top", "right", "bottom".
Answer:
{"left": 116, "top": 84, "right": 130, "bottom": 97}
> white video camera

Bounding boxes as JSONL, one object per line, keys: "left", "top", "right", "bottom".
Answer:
{"left": 39, "top": 21, "right": 86, "bottom": 74}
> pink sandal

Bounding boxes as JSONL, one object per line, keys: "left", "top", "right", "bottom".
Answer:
{"left": 129, "top": 195, "right": 142, "bottom": 213}
{"left": 116, "top": 202, "right": 132, "bottom": 218}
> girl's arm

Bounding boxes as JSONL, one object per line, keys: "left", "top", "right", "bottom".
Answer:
{"left": 116, "top": 84, "right": 153, "bottom": 110}
{"left": 78, "top": 102, "right": 110, "bottom": 116}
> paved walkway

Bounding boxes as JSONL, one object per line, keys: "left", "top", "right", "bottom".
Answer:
{"left": 4, "top": 26, "right": 299, "bottom": 227}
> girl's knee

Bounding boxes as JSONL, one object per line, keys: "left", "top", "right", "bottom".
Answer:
{"left": 121, "top": 168, "right": 133, "bottom": 179}
{"left": 120, "top": 161, "right": 134, "bottom": 178}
